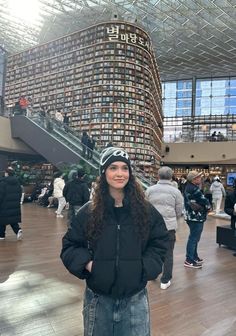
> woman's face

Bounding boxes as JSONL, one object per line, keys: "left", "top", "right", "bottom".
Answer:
{"left": 105, "top": 161, "right": 129, "bottom": 191}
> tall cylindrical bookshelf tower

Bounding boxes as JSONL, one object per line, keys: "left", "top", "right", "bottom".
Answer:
{"left": 5, "top": 21, "right": 163, "bottom": 173}
{"left": 0, "top": 46, "right": 7, "bottom": 116}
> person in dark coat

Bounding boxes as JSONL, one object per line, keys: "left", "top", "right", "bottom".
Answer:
{"left": 87, "top": 135, "right": 96, "bottom": 159}
{"left": 224, "top": 179, "right": 236, "bottom": 257}
{"left": 63, "top": 112, "right": 70, "bottom": 131}
{"left": 0, "top": 167, "right": 23, "bottom": 240}
{"left": 63, "top": 169, "right": 90, "bottom": 227}
{"left": 81, "top": 131, "right": 89, "bottom": 157}
{"left": 60, "top": 147, "right": 168, "bottom": 336}
{"left": 224, "top": 179, "right": 236, "bottom": 230}
{"left": 178, "top": 174, "right": 187, "bottom": 194}
{"left": 202, "top": 176, "right": 213, "bottom": 207}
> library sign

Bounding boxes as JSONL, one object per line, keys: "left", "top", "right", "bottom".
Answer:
{"left": 106, "top": 25, "right": 151, "bottom": 52}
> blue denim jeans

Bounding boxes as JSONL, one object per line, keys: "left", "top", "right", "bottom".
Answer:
{"left": 83, "top": 287, "right": 150, "bottom": 336}
{"left": 186, "top": 221, "right": 204, "bottom": 262}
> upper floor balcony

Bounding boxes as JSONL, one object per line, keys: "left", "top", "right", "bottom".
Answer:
{"left": 163, "top": 114, "right": 236, "bottom": 143}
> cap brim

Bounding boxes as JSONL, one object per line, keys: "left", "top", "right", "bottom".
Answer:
{"left": 193, "top": 173, "right": 203, "bottom": 179}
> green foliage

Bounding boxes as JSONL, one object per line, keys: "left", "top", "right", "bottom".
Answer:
{"left": 56, "top": 159, "right": 99, "bottom": 184}
{"left": 9, "top": 161, "right": 45, "bottom": 186}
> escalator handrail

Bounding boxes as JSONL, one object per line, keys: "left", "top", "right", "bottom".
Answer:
{"left": 22, "top": 114, "right": 155, "bottom": 187}
{"left": 30, "top": 114, "right": 101, "bottom": 163}
{"left": 14, "top": 115, "right": 99, "bottom": 170}
{"left": 54, "top": 124, "right": 101, "bottom": 163}
{"left": 52, "top": 129, "right": 99, "bottom": 169}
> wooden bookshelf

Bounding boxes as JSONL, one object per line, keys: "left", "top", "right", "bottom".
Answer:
{"left": 5, "top": 21, "right": 163, "bottom": 171}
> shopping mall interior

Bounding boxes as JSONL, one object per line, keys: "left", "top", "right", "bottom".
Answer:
{"left": 0, "top": 1, "right": 236, "bottom": 335}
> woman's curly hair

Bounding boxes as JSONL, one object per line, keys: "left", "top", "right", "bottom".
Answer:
{"left": 87, "top": 174, "right": 150, "bottom": 242}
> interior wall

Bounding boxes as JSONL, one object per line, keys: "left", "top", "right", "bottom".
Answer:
{"left": 0, "top": 116, "right": 36, "bottom": 154}
{"left": 162, "top": 142, "right": 236, "bottom": 165}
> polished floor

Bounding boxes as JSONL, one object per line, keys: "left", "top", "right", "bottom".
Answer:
{"left": 0, "top": 203, "right": 236, "bottom": 336}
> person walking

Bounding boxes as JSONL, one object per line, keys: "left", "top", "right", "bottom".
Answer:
{"left": 184, "top": 171, "right": 211, "bottom": 269}
{"left": 63, "top": 169, "right": 90, "bottom": 227}
{"left": 146, "top": 166, "right": 183, "bottom": 290}
{"left": 0, "top": 167, "right": 23, "bottom": 240}
{"left": 210, "top": 177, "right": 226, "bottom": 214}
{"left": 60, "top": 147, "right": 168, "bottom": 336}
{"left": 53, "top": 172, "right": 66, "bottom": 218}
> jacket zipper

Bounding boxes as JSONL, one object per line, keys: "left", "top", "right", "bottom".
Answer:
{"left": 116, "top": 224, "right": 120, "bottom": 269}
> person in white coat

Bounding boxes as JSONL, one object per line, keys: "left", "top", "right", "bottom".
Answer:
{"left": 146, "top": 166, "right": 184, "bottom": 290}
{"left": 53, "top": 172, "right": 66, "bottom": 218}
{"left": 210, "top": 177, "right": 226, "bottom": 214}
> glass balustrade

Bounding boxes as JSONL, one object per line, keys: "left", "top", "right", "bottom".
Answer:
{"left": 16, "top": 114, "right": 155, "bottom": 188}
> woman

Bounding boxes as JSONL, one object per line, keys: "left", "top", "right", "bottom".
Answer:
{"left": 60, "top": 147, "right": 168, "bottom": 336}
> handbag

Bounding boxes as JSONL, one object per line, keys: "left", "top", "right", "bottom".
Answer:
{"left": 189, "top": 201, "right": 204, "bottom": 212}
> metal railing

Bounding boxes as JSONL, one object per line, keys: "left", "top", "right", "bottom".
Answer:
{"left": 22, "top": 112, "right": 156, "bottom": 188}
{"left": 163, "top": 133, "right": 233, "bottom": 143}
{"left": 29, "top": 114, "right": 100, "bottom": 167}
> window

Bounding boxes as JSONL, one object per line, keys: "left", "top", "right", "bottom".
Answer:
{"left": 162, "top": 76, "right": 236, "bottom": 142}
{"left": 196, "top": 77, "right": 236, "bottom": 116}
{"left": 162, "top": 80, "right": 192, "bottom": 117}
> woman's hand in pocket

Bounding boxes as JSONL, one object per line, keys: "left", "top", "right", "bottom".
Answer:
{"left": 85, "top": 260, "right": 93, "bottom": 273}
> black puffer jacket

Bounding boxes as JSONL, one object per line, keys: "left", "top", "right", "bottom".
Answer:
{"left": 0, "top": 176, "right": 22, "bottom": 225}
{"left": 224, "top": 190, "right": 236, "bottom": 230}
{"left": 60, "top": 196, "right": 168, "bottom": 299}
{"left": 63, "top": 180, "right": 90, "bottom": 206}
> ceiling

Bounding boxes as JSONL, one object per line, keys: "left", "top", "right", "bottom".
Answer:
{"left": 1, "top": 0, "right": 236, "bottom": 81}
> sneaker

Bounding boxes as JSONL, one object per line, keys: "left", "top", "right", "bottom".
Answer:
{"left": 17, "top": 229, "right": 23, "bottom": 240}
{"left": 194, "top": 257, "right": 204, "bottom": 265}
{"left": 184, "top": 260, "right": 202, "bottom": 269}
{"left": 56, "top": 214, "right": 64, "bottom": 218}
{"left": 0, "top": 237, "right": 5, "bottom": 240}
{"left": 160, "top": 280, "right": 171, "bottom": 290}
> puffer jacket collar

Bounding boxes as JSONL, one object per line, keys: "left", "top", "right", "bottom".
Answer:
{"left": 104, "top": 193, "right": 130, "bottom": 214}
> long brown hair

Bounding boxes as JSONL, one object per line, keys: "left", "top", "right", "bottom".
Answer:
{"left": 87, "top": 174, "right": 150, "bottom": 241}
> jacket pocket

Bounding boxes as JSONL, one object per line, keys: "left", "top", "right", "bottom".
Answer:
{"left": 87, "top": 260, "right": 116, "bottom": 294}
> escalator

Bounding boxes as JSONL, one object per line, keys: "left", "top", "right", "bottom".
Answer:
{"left": 10, "top": 114, "right": 155, "bottom": 188}
{"left": 10, "top": 115, "right": 99, "bottom": 174}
